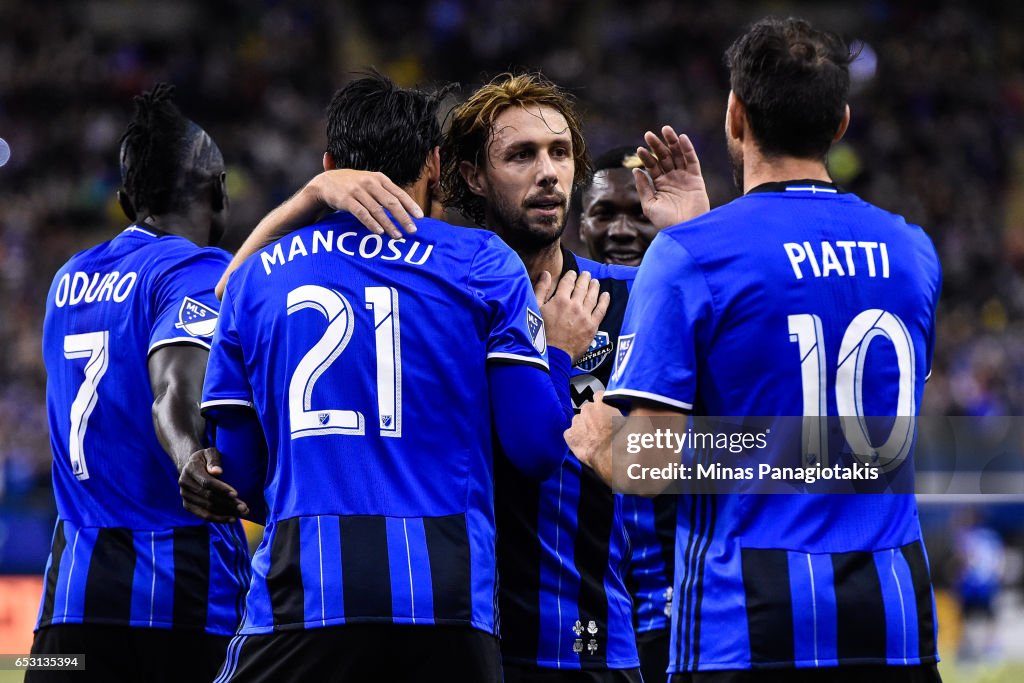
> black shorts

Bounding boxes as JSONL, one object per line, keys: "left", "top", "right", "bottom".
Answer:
{"left": 26, "top": 623, "right": 230, "bottom": 683}
{"left": 215, "top": 623, "right": 501, "bottom": 683}
{"left": 670, "top": 663, "right": 942, "bottom": 683}
{"left": 503, "top": 663, "right": 643, "bottom": 683}
{"left": 637, "top": 628, "right": 671, "bottom": 683}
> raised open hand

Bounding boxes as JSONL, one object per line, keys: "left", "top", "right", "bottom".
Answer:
{"left": 634, "top": 126, "right": 711, "bottom": 229}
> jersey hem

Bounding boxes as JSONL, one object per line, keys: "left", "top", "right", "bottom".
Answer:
{"left": 500, "top": 655, "right": 642, "bottom": 670}
{"left": 239, "top": 615, "right": 497, "bottom": 636}
{"left": 668, "top": 654, "right": 940, "bottom": 672}
{"left": 36, "top": 616, "right": 237, "bottom": 637}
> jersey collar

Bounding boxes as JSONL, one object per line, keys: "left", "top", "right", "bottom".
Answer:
{"left": 122, "top": 223, "right": 172, "bottom": 238}
{"left": 746, "top": 179, "right": 842, "bottom": 195}
{"left": 560, "top": 244, "right": 580, "bottom": 276}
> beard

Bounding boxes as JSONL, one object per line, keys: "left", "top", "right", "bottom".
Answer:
{"left": 728, "top": 135, "right": 744, "bottom": 191}
{"left": 487, "top": 188, "right": 567, "bottom": 252}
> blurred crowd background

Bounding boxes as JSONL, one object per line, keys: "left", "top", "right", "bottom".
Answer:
{"left": 1, "top": 0, "right": 1023, "bottom": 672}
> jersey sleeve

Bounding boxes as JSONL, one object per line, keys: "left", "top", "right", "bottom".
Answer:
{"left": 488, "top": 347, "right": 573, "bottom": 479}
{"left": 200, "top": 283, "right": 255, "bottom": 415}
{"left": 468, "top": 235, "right": 549, "bottom": 371}
{"left": 148, "top": 248, "right": 230, "bottom": 355}
{"left": 213, "top": 408, "right": 268, "bottom": 525}
{"left": 603, "top": 234, "right": 714, "bottom": 412}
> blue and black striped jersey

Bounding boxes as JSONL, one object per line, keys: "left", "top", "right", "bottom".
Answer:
{"left": 622, "top": 495, "right": 676, "bottom": 634}
{"left": 202, "top": 212, "right": 549, "bottom": 636}
{"left": 496, "top": 248, "right": 640, "bottom": 670}
{"left": 605, "top": 181, "right": 942, "bottom": 672}
{"left": 39, "top": 226, "right": 249, "bottom": 635}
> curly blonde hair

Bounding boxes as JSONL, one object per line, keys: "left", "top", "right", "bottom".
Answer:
{"left": 440, "top": 73, "right": 591, "bottom": 227}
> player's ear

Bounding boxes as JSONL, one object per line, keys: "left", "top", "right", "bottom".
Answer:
{"left": 323, "top": 152, "right": 336, "bottom": 172}
{"left": 577, "top": 218, "right": 589, "bottom": 248}
{"left": 832, "top": 104, "right": 851, "bottom": 144}
{"left": 117, "top": 189, "right": 136, "bottom": 222}
{"left": 212, "top": 171, "right": 229, "bottom": 212}
{"left": 459, "top": 160, "right": 486, "bottom": 197}
{"left": 726, "top": 91, "right": 746, "bottom": 143}
{"left": 426, "top": 146, "right": 441, "bottom": 187}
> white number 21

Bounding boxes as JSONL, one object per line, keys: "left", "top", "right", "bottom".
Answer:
{"left": 286, "top": 285, "right": 401, "bottom": 439}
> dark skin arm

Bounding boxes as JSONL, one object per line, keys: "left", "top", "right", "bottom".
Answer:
{"left": 179, "top": 448, "right": 251, "bottom": 523}
{"left": 148, "top": 344, "right": 210, "bottom": 472}
{"left": 180, "top": 410, "right": 262, "bottom": 523}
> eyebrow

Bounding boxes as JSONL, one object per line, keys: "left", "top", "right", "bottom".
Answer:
{"left": 500, "top": 136, "right": 572, "bottom": 153}
{"left": 586, "top": 198, "right": 646, "bottom": 214}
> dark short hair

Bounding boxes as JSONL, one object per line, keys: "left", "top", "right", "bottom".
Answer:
{"left": 725, "top": 17, "right": 855, "bottom": 159}
{"left": 440, "top": 72, "right": 591, "bottom": 227}
{"left": 591, "top": 146, "right": 643, "bottom": 175}
{"left": 119, "top": 83, "right": 223, "bottom": 215}
{"left": 326, "top": 72, "right": 454, "bottom": 187}
{"left": 574, "top": 146, "right": 642, "bottom": 214}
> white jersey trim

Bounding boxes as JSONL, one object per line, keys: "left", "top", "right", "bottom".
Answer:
{"left": 486, "top": 351, "right": 549, "bottom": 371}
{"left": 124, "top": 225, "right": 159, "bottom": 237}
{"left": 148, "top": 337, "right": 212, "bottom": 355}
{"left": 602, "top": 388, "right": 694, "bottom": 412}
{"left": 201, "top": 398, "right": 255, "bottom": 410}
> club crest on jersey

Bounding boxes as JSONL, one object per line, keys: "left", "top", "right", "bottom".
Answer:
{"left": 175, "top": 297, "right": 218, "bottom": 337}
{"left": 570, "top": 374, "right": 605, "bottom": 412}
{"left": 611, "top": 333, "right": 636, "bottom": 382}
{"left": 527, "top": 309, "right": 546, "bottom": 354}
{"left": 573, "top": 331, "right": 612, "bottom": 372}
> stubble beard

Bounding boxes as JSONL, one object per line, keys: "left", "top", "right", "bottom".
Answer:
{"left": 488, "top": 189, "right": 567, "bottom": 253}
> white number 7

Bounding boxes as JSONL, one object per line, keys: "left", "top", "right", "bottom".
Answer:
{"left": 63, "top": 331, "right": 110, "bottom": 481}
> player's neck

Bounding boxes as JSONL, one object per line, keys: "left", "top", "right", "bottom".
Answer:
{"left": 517, "top": 240, "right": 563, "bottom": 283}
{"left": 404, "top": 178, "right": 431, "bottom": 217}
{"left": 742, "top": 151, "right": 832, "bottom": 194}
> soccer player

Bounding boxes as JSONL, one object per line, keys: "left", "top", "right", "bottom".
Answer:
{"left": 31, "top": 84, "right": 249, "bottom": 682}
{"left": 215, "top": 73, "right": 707, "bottom": 682}
{"left": 580, "top": 147, "right": 678, "bottom": 683}
{"left": 568, "top": 16, "right": 942, "bottom": 683}
{"left": 442, "top": 75, "right": 642, "bottom": 683}
{"left": 578, "top": 147, "right": 660, "bottom": 267}
{"left": 187, "top": 73, "right": 606, "bottom": 683}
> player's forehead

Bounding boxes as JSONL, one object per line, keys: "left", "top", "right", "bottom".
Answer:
{"left": 488, "top": 105, "right": 572, "bottom": 152}
{"left": 585, "top": 168, "right": 639, "bottom": 208}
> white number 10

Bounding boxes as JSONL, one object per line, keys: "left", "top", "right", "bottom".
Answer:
{"left": 788, "top": 309, "right": 916, "bottom": 472}
{"left": 286, "top": 285, "right": 402, "bottom": 439}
